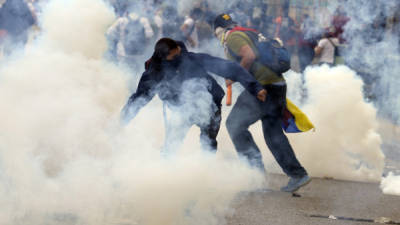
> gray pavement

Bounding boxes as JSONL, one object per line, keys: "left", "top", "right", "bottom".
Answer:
{"left": 227, "top": 174, "right": 400, "bottom": 225}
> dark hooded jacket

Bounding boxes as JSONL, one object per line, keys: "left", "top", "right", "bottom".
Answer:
{"left": 0, "top": 0, "right": 35, "bottom": 37}
{"left": 122, "top": 42, "right": 263, "bottom": 120}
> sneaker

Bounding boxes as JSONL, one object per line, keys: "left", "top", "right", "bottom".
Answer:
{"left": 280, "top": 175, "right": 311, "bottom": 192}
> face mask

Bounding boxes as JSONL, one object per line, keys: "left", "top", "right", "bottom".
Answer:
{"left": 214, "top": 27, "right": 226, "bottom": 45}
{"left": 170, "top": 54, "right": 182, "bottom": 68}
{"left": 162, "top": 54, "right": 182, "bottom": 69}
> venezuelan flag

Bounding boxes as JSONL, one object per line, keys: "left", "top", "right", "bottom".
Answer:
{"left": 282, "top": 98, "right": 314, "bottom": 133}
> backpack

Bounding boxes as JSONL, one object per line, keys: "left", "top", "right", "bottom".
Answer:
{"left": 123, "top": 17, "right": 147, "bottom": 55}
{"left": 227, "top": 27, "right": 291, "bottom": 74}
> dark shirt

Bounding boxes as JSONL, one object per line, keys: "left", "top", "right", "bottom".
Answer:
{"left": 122, "top": 44, "right": 263, "bottom": 122}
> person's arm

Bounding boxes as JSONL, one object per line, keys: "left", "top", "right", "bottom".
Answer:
{"left": 180, "top": 18, "right": 196, "bottom": 47}
{"left": 225, "top": 32, "right": 260, "bottom": 70}
{"left": 237, "top": 44, "right": 257, "bottom": 71}
{"left": 140, "top": 17, "right": 154, "bottom": 39}
{"left": 224, "top": 32, "right": 257, "bottom": 86}
{"left": 314, "top": 39, "right": 324, "bottom": 55}
{"left": 120, "top": 71, "right": 157, "bottom": 125}
{"left": 314, "top": 46, "right": 322, "bottom": 55}
{"left": 274, "top": 17, "right": 282, "bottom": 38}
{"left": 290, "top": 18, "right": 301, "bottom": 33}
{"left": 106, "top": 18, "right": 123, "bottom": 41}
{"left": 190, "top": 52, "right": 264, "bottom": 98}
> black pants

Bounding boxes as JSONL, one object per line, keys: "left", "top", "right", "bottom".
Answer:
{"left": 226, "top": 84, "right": 307, "bottom": 178}
{"left": 164, "top": 102, "right": 221, "bottom": 153}
{"left": 198, "top": 106, "right": 221, "bottom": 152}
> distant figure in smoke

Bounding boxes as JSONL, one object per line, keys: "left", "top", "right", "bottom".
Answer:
{"left": 160, "top": 6, "right": 183, "bottom": 40}
{"left": 199, "top": 0, "right": 216, "bottom": 27}
{"left": 213, "top": 13, "right": 310, "bottom": 192}
{"left": 331, "top": 6, "right": 349, "bottom": 43}
{"left": 273, "top": 5, "right": 300, "bottom": 56}
{"left": 314, "top": 28, "right": 340, "bottom": 66}
{"left": 248, "top": 3, "right": 274, "bottom": 37}
{"left": 180, "top": 7, "right": 203, "bottom": 49}
{"left": 106, "top": 4, "right": 154, "bottom": 67}
{"left": 298, "top": 14, "right": 316, "bottom": 72}
{"left": 121, "top": 38, "right": 267, "bottom": 154}
{"left": 228, "top": 1, "right": 251, "bottom": 27}
{"left": 0, "top": 0, "right": 35, "bottom": 55}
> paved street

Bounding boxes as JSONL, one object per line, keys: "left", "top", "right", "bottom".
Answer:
{"left": 227, "top": 174, "right": 400, "bottom": 225}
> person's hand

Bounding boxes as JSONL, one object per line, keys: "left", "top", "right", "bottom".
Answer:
{"left": 225, "top": 79, "right": 235, "bottom": 87}
{"left": 257, "top": 89, "right": 267, "bottom": 102}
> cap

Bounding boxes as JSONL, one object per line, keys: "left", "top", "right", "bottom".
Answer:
{"left": 213, "top": 13, "right": 236, "bottom": 30}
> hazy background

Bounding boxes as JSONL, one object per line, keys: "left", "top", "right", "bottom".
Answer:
{"left": 0, "top": 0, "right": 399, "bottom": 224}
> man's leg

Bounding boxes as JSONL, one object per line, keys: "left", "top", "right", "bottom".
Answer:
{"left": 261, "top": 116, "right": 307, "bottom": 178}
{"left": 261, "top": 84, "right": 310, "bottom": 192}
{"left": 226, "top": 91, "right": 264, "bottom": 170}
{"left": 261, "top": 84, "right": 307, "bottom": 177}
{"left": 199, "top": 105, "right": 221, "bottom": 153}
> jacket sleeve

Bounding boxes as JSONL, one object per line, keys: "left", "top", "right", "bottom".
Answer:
{"left": 120, "top": 71, "right": 157, "bottom": 124}
{"left": 190, "top": 53, "right": 264, "bottom": 96}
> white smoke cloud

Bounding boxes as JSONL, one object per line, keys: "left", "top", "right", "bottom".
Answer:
{"left": 0, "top": 0, "right": 264, "bottom": 224}
{"left": 40, "top": 0, "right": 115, "bottom": 59}
{"left": 287, "top": 65, "right": 384, "bottom": 182}
{"left": 326, "top": 0, "right": 400, "bottom": 194}
{"left": 0, "top": 0, "right": 398, "bottom": 223}
{"left": 295, "top": 0, "right": 399, "bottom": 193}
{"left": 380, "top": 172, "right": 400, "bottom": 196}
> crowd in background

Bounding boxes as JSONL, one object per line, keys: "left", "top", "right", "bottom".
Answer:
{"left": 1, "top": 0, "right": 399, "bottom": 66}
{"left": 103, "top": 0, "right": 400, "bottom": 71}
{"left": 0, "top": 0, "right": 400, "bottom": 105}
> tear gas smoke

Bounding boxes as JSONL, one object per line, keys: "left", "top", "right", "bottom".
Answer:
{"left": 0, "top": 0, "right": 264, "bottom": 224}
{"left": 324, "top": 0, "right": 400, "bottom": 195}
{"left": 295, "top": 0, "right": 399, "bottom": 195}
{"left": 0, "top": 1, "right": 399, "bottom": 224}
{"left": 285, "top": 66, "right": 384, "bottom": 182}
{"left": 380, "top": 172, "right": 400, "bottom": 196}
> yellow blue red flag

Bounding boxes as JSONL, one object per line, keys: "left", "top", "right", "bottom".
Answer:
{"left": 282, "top": 98, "right": 314, "bottom": 133}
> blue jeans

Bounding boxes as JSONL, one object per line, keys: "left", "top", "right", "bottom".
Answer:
{"left": 226, "top": 84, "right": 307, "bottom": 178}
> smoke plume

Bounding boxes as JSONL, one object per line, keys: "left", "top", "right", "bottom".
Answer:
{"left": 0, "top": 1, "right": 399, "bottom": 225}
{"left": 0, "top": 0, "right": 264, "bottom": 224}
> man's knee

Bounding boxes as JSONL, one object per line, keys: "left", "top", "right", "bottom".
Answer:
{"left": 269, "top": 135, "right": 284, "bottom": 147}
{"left": 226, "top": 115, "right": 241, "bottom": 135}
{"left": 238, "top": 148, "right": 264, "bottom": 169}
